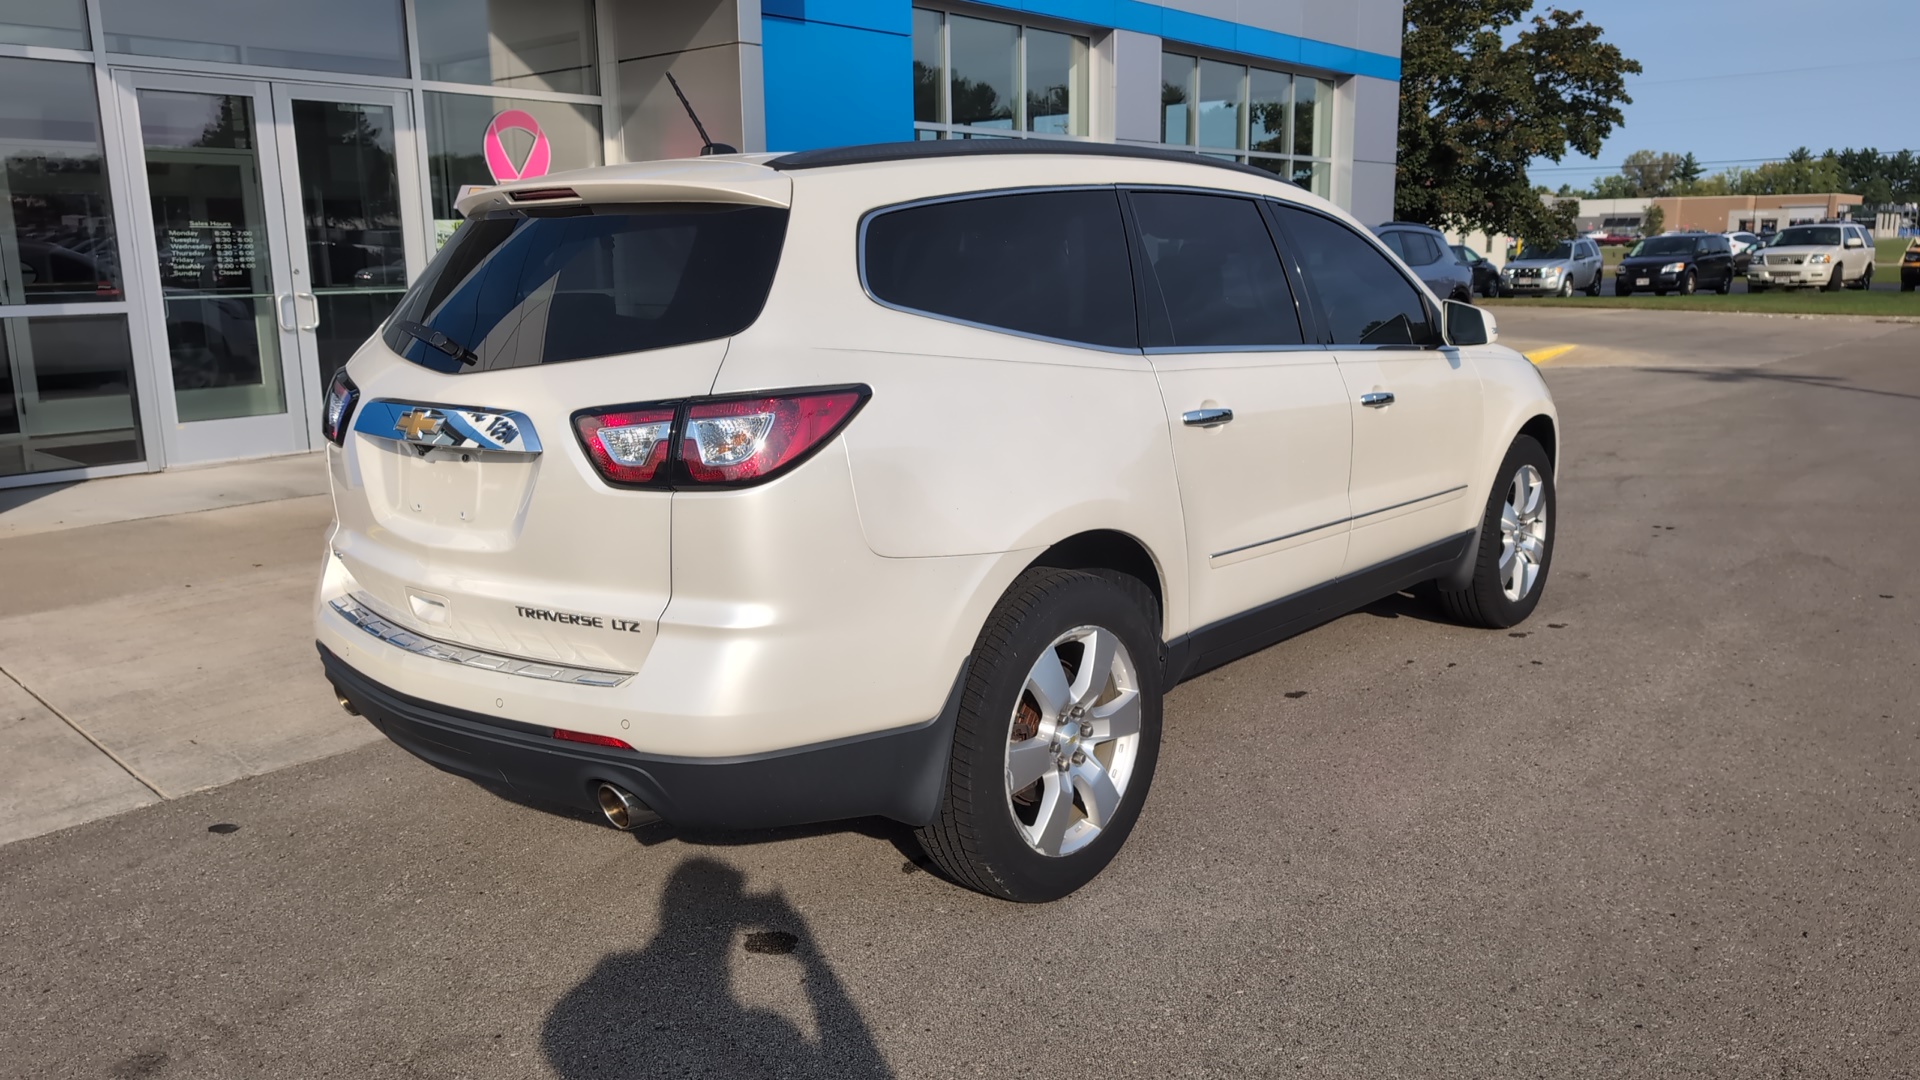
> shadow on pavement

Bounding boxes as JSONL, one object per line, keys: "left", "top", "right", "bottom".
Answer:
{"left": 1638, "top": 365, "right": 1920, "bottom": 402}
{"left": 541, "top": 857, "right": 894, "bottom": 1080}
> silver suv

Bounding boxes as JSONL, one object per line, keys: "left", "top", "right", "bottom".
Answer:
{"left": 1748, "top": 222, "right": 1876, "bottom": 291}
{"left": 1502, "top": 238, "right": 1605, "bottom": 297}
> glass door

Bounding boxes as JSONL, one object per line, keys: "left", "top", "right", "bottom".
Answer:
{"left": 270, "top": 84, "right": 425, "bottom": 419}
{"left": 116, "top": 70, "right": 305, "bottom": 465}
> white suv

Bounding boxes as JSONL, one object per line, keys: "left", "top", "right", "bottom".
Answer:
{"left": 316, "top": 143, "right": 1560, "bottom": 902}
{"left": 1748, "top": 222, "right": 1877, "bottom": 290}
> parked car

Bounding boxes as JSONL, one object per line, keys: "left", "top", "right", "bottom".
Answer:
{"left": 1374, "top": 222, "right": 1476, "bottom": 302}
{"left": 1617, "top": 233, "right": 1737, "bottom": 296}
{"left": 1902, "top": 237, "right": 1920, "bottom": 292}
{"left": 315, "top": 142, "right": 1560, "bottom": 902}
{"left": 1501, "top": 238, "right": 1604, "bottom": 297}
{"left": 1724, "top": 231, "right": 1762, "bottom": 273}
{"left": 1747, "top": 222, "right": 1876, "bottom": 291}
{"left": 1451, "top": 243, "right": 1500, "bottom": 298}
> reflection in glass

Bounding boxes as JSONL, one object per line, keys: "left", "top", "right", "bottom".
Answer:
{"left": 1197, "top": 59, "right": 1243, "bottom": 150}
{"left": 415, "top": 0, "right": 599, "bottom": 95}
{"left": 1293, "top": 159, "right": 1331, "bottom": 198}
{"left": 139, "top": 90, "right": 286, "bottom": 423}
{"left": 424, "top": 92, "right": 603, "bottom": 224}
{"left": 912, "top": 8, "right": 942, "bottom": 124}
{"left": 1025, "top": 29, "right": 1087, "bottom": 135}
{"left": 1294, "top": 77, "right": 1333, "bottom": 158}
{"left": 1249, "top": 68, "right": 1291, "bottom": 156}
{"left": 1, "top": 58, "right": 122, "bottom": 305}
{"left": 1162, "top": 53, "right": 1193, "bottom": 145}
{"left": 1248, "top": 156, "right": 1289, "bottom": 177}
{"left": 948, "top": 15, "right": 1015, "bottom": 130}
{"left": 101, "top": 0, "right": 407, "bottom": 76}
{"left": 290, "top": 100, "right": 406, "bottom": 392}
{"left": 0, "top": 315, "right": 143, "bottom": 478}
{"left": 0, "top": 0, "right": 88, "bottom": 49}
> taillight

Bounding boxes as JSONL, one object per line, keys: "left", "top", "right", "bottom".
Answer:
{"left": 322, "top": 369, "right": 358, "bottom": 445}
{"left": 574, "top": 407, "right": 675, "bottom": 484}
{"left": 571, "top": 385, "right": 869, "bottom": 490}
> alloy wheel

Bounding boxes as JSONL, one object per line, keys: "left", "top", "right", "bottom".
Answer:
{"left": 1499, "top": 464, "right": 1549, "bottom": 602}
{"left": 1004, "top": 625, "right": 1143, "bottom": 858}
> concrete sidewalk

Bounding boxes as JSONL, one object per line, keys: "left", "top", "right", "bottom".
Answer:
{"left": 0, "top": 454, "right": 375, "bottom": 845}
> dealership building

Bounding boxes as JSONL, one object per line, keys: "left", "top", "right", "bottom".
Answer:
{"left": 0, "top": 0, "right": 1402, "bottom": 487}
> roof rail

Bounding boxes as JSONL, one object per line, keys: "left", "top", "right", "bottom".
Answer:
{"left": 766, "top": 139, "right": 1299, "bottom": 186}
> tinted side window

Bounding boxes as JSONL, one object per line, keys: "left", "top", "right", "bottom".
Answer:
{"left": 1127, "top": 191, "right": 1302, "bottom": 348}
{"left": 1273, "top": 205, "right": 1438, "bottom": 347}
{"left": 1377, "top": 231, "right": 1408, "bottom": 260}
{"left": 863, "top": 189, "right": 1136, "bottom": 349}
{"left": 1410, "top": 233, "right": 1445, "bottom": 265}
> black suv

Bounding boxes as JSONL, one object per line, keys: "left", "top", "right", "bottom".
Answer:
{"left": 1616, "top": 233, "right": 1736, "bottom": 296}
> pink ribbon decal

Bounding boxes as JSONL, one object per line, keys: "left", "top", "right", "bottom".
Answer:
{"left": 483, "top": 110, "right": 551, "bottom": 182}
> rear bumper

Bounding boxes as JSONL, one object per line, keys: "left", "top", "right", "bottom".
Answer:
{"left": 320, "top": 643, "right": 963, "bottom": 830}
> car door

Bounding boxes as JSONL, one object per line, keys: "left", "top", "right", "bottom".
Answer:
{"left": 1579, "top": 240, "right": 1603, "bottom": 288}
{"left": 1128, "top": 189, "right": 1351, "bottom": 633}
{"left": 1846, "top": 227, "right": 1872, "bottom": 279}
{"left": 1269, "top": 202, "right": 1485, "bottom": 576}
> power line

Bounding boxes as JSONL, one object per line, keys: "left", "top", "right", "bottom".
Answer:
{"left": 1630, "top": 55, "right": 1920, "bottom": 87}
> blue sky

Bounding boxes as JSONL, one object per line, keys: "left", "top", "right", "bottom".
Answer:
{"left": 1522, "top": 0, "right": 1920, "bottom": 190}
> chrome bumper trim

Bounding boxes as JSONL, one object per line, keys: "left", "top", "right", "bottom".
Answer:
{"left": 327, "top": 595, "right": 631, "bottom": 687}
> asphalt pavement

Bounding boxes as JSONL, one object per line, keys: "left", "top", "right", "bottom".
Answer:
{"left": 3, "top": 312, "right": 1917, "bottom": 1079}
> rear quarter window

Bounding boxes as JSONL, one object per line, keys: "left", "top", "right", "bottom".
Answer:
{"left": 861, "top": 189, "right": 1137, "bottom": 350}
{"left": 382, "top": 203, "right": 789, "bottom": 374}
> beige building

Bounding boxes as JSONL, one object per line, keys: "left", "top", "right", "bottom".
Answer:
{"left": 1571, "top": 194, "right": 1865, "bottom": 236}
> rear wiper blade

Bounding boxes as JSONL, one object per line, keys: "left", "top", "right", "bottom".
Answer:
{"left": 394, "top": 319, "right": 478, "bottom": 366}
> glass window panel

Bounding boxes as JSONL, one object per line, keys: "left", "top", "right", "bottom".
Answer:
{"left": 1129, "top": 191, "right": 1302, "bottom": 348}
{"left": 1273, "top": 204, "right": 1437, "bottom": 347}
{"left": 0, "top": 315, "right": 143, "bottom": 477}
{"left": 1292, "top": 159, "right": 1330, "bottom": 198}
{"left": 913, "top": 9, "right": 943, "bottom": 124}
{"left": 1161, "top": 53, "right": 1194, "bottom": 145}
{"left": 424, "top": 92, "right": 603, "bottom": 224}
{"left": 948, "top": 15, "right": 1015, "bottom": 129}
{"left": 1248, "top": 68, "right": 1290, "bottom": 156}
{"left": 290, "top": 99, "right": 407, "bottom": 392}
{"left": 138, "top": 90, "right": 287, "bottom": 423}
{"left": 864, "top": 190, "right": 1137, "bottom": 349}
{"left": 0, "top": 58, "right": 122, "bottom": 306}
{"left": 0, "top": 0, "right": 88, "bottom": 49}
{"left": 101, "top": 0, "right": 407, "bottom": 77}
{"left": 1248, "top": 156, "right": 1288, "bottom": 178}
{"left": 1196, "top": 59, "right": 1243, "bottom": 150}
{"left": 1294, "top": 77, "right": 1333, "bottom": 158}
{"left": 1025, "top": 29, "right": 1087, "bottom": 136}
{"left": 416, "top": 0, "right": 599, "bottom": 96}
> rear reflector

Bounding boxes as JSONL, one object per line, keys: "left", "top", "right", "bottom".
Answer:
{"left": 508, "top": 186, "right": 579, "bottom": 201}
{"left": 553, "top": 728, "right": 633, "bottom": 750}
{"left": 571, "top": 385, "right": 869, "bottom": 490}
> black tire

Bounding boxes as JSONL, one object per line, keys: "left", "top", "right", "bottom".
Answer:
{"left": 916, "top": 568, "right": 1163, "bottom": 902}
{"left": 1856, "top": 264, "right": 1873, "bottom": 290}
{"left": 1435, "top": 436, "right": 1556, "bottom": 630}
{"left": 1678, "top": 270, "right": 1697, "bottom": 296}
{"left": 1902, "top": 280, "right": 1914, "bottom": 292}
{"left": 1585, "top": 275, "right": 1602, "bottom": 297}
{"left": 1453, "top": 287, "right": 1475, "bottom": 306}
{"left": 1826, "top": 263, "right": 1846, "bottom": 291}
{"left": 1557, "top": 278, "right": 1574, "bottom": 298}
{"left": 1715, "top": 270, "right": 1732, "bottom": 295}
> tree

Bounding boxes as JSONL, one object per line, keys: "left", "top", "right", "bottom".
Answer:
{"left": 1589, "top": 173, "right": 1640, "bottom": 200}
{"left": 1395, "top": 1, "right": 1641, "bottom": 247}
{"left": 1641, "top": 203, "right": 1665, "bottom": 236}
{"left": 1673, "top": 151, "right": 1704, "bottom": 191}
{"left": 1619, "top": 149, "right": 1682, "bottom": 197}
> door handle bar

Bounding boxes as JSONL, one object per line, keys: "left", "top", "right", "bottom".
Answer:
{"left": 1360, "top": 392, "right": 1395, "bottom": 409}
{"left": 276, "top": 292, "right": 297, "bottom": 332}
{"left": 1182, "top": 407, "right": 1233, "bottom": 428}
{"left": 295, "top": 291, "right": 321, "bottom": 331}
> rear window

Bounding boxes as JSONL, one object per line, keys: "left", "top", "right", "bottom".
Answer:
{"left": 861, "top": 189, "right": 1137, "bottom": 349}
{"left": 381, "top": 203, "right": 788, "bottom": 373}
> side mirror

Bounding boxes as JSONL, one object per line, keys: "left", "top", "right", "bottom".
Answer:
{"left": 1443, "top": 300, "right": 1495, "bottom": 347}
{"left": 1845, "top": 237, "right": 1864, "bottom": 249}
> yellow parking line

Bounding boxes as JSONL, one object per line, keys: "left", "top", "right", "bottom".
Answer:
{"left": 1524, "top": 344, "right": 1577, "bottom": 365}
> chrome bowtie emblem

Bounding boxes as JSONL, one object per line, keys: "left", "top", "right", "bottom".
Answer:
{"left": 394, "top": 409, "right": 445, "bottom": 441}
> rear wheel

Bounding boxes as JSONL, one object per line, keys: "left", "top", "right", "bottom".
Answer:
{"left": 1715, "top": 270, "right": 1733, "bottom": 295}
{"left": 1585, "top": 274, "right": 1602, "bottom": 297}
{"left": 1436, "top": 436, "right": 1555, "bottom": 630}
{"left": 1855, "top": 263, "right": 1873, "bottom": 290}
{"left": 916, "top": 569, "right": 1162, "bottom": 902}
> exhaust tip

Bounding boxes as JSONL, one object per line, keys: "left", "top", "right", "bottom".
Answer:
{"left": 596, "top": 783, "right": 660, "bottom": 830}
{"left": 335, "top": 692, "right": 359, "bottom": 716}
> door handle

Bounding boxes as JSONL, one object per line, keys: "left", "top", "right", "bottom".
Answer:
{"left": 1182, "top": 407, "right": 1233, "bottom": 428}
{"left": 295, "top": 291, "right": 321, "bottom": 331}
{"left": 276, "top": 292, "right": 297, "bottom": 332}
{"left": 1360, "top": 391, "right": 1395, "bottom": 409}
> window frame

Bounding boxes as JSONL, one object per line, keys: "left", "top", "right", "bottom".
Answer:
{"left": 911, "top": 5, "right": 1093, "bottom": 143}
{"left": 1264, "top": 200, "right": 1444, "bottom": 351}
{"left": 856, "top": 184, "right": 1143, "bottom": 354}
{"left": 1118, "top": 186, "right": 1309, "bottom": 352}
{"left": 1158, "top": 47, "right": 1338, "bottom": 198}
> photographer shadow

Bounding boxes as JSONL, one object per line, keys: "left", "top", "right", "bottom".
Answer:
{"left": 541, "top": 857, "right": 893, "bottom": 1080}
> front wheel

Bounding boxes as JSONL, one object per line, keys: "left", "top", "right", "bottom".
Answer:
{"left": 1826, "top": 264, "right": 1847, "bottom": 292}
{"left": 1436, "top": 436, "right": 1555, "bottom": 629}
{"left": 916, "top": 569, "right": 1163, "bottom": 902}
{"left": 1678, "top": 270, "right": 1697, "bottom": 296}
{"left": 1557, "top": 279, "right": 1574, "bottom": 298}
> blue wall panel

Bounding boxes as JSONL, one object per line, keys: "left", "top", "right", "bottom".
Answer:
{"left": 763, "top": 15, "right": 914, "bottom": 150}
